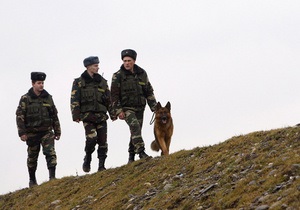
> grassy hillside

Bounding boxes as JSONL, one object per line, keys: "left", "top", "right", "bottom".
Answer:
{"left": 1, "top": 126, "right": 299, "bottom": 209}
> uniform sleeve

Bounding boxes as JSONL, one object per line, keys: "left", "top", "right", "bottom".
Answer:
{"left": 110, "top": 72, "right": 123, "bottom": 119}
{"left": 103, "top": 86, "right": 114, "bottom": 120}
{"left": 70, "top": 78, "right": 81, "bottom": 121}
{"left": 16, "top": 95, "right": 27, "bottom": 137}
{"left": 144, "top": 74, "right": 157, "bottom": 112}
{"left": 50, "top": 97, "right": 61, "bottom": 136}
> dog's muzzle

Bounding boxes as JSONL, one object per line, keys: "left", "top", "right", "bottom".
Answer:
{"left": 161, "top": 116, "right": 168, "bottom": 124}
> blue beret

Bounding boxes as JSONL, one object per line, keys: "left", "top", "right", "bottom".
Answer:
{"left": 83, "top": 56, "right": 99, "bottom": 67}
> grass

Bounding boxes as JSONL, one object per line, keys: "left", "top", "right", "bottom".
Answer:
{"left": 0, "top": 126, "right": 299, "bottom": 209}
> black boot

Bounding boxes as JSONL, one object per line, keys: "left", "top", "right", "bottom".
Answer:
{"left": 49, "top": 167, "right": 56, "bottom": 180}
{"left": 98, "top": 156, "right": 106, "bottom": 171}
{"left": 139, "top": 151, "right": 152, "bottom": 159}
{"left": 128, "top": 153, "right": 135, "bottom": 164}
{"left": 82, "top": 154, "right": 92, "bottom": 172}
{"left": 28, "top": 168, "right": 37, "bottom": 188}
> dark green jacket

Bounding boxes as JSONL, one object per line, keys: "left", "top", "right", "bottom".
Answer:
{"left": 71, "top": 70, "right": 111, "bottom": 123}
{"left": 111, "top": 64, "right": 157, "bottom": 118}
{"left": 16, "top": 88, "right": 61, "bottom": 136}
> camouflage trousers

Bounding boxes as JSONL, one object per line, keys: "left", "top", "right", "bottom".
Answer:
{"left": 83, "top": 121, "right": 108, "bottom": 158}
{"left": 124, "top": 110, "right": 145, "bottom": 154}
{"left": 26, "top": 131, "right": 57, "bottom": 170}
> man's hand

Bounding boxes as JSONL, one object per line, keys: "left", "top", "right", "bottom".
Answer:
{"left": 111, "top": 116, "right": 117, "bottom": 121}
{"left": 118, "top": 112, "right": 125, "bottom": 120}
{"left": 20, "top": 134, "right": 28, "bottom": 142}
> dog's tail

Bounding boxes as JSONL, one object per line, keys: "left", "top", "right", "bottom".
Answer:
{"left": 151, "top": 140, "right": 160, "bottom": 152}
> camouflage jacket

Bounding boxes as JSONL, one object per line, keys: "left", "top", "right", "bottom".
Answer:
{"left": 110, "top": 64, "right": 157, "bottom": 119}
{"left": 71, "top": 70, "right": 112, "bottom": 123}
{"left": 16, "top": 88, "right": 61, "bottom": 137}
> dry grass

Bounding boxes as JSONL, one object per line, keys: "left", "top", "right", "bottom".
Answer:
{"left": 1, "top": 126, "right": 299, "bottom": 209}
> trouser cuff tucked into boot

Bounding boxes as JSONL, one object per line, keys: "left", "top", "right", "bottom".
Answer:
{"left": 49, "top": 167, "right": 56, "bottom": 180}
{"left": 98, "top": 156, "right": 107, "bottom": 171}
{"left": 28, "top": 168, "right": 38, "bottom": 187}
{"left": 128, "top": 153, "right": 135, "bottom": 164}
{"left": 83, "top": 154, "right": 92, "bottom": 173}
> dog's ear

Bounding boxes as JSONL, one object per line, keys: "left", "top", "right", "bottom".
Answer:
{"left": 166, "top": 101, "right": 171, "bottom": 111}
{"left": 156, "top": 102, "right": 162, "bottom": 111}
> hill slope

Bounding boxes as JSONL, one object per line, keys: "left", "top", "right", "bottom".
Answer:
{"left": 1, "top": 127, "right": 299, "bottom": 209}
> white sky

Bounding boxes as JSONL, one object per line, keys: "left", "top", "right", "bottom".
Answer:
{"left": 1, "top": 0, "right": 300, "bottom": 195}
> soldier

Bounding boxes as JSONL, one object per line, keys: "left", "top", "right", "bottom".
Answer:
{"left": 111, "top": 49, "right": 157, "bottom": 163}
{"left": 16, "top": 72, "right": 61, "bottom": 188}
{"left": 71, "top": 56, "right": 111, "bottom": 173}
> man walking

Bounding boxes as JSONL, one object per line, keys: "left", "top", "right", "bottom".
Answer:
{"left": 71, "top": 56, "right": 111, "bottom": 172}
{"left": 111, "top": 49, "right": 157, "bottom": 163}
{"left": 16, "top": 72, "right": 61, "bottom": 187}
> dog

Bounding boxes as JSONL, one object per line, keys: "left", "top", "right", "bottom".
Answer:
{"left": 151, "top": 101, "right": 174, "bottom": 156}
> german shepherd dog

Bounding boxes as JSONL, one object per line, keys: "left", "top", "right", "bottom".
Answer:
{"left": 151, "top": 102, "right": 174, "bottom": 156}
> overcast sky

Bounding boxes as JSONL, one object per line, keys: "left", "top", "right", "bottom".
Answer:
{"left": 1, "top": 0, "right": 300, "bottom": 195}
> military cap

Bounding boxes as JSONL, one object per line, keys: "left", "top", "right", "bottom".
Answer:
{"left": 31, "top": 72, "right": 46, "bottom": 81}
{"left": 83, "top": 56, "right": 99, "bottom": 67}
{"left": 121, "top": 49, "right": 137, "bottom": 60}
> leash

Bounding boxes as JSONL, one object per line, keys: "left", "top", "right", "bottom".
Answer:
{"left": 150, "top": 112, "right": 156, "bottom": 125}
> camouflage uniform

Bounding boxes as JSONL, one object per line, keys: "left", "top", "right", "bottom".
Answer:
{"left": 16, "top": 87, "right": 61, "bottom": 186}
{"left": 111, "top": 64, "right": 157, "bottom": 160}
{"left": 71, "top": 70, "right": 111, "bottom": 172}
